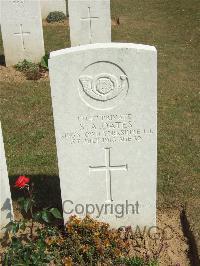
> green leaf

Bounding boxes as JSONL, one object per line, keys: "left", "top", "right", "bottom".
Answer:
{"left": 19, "top": 221, "right": 27, "bottom": 231}
{"left": 23, "top": 198, "right": 32, "bottom": 213}
{"left": 17, "top": 197, "right": 25, "bottom": 203}
{"left": 49, "top": 208, "right": 62, "bottom": 219}
{"left": 41, "top": 211, "right": 53, "bottom": 223}
{"left": 40, "top": 54, "right": 49, "bottom": 69}
{"left": 33, "top": 211, "right": 42, "bottom": 221}
{"left": 17, "top": 197, "right": 25, "bottom": 210}
{"left": 12, "top": 222, "right": 20, "bottom": 234}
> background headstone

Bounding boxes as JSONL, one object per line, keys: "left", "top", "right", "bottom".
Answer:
{"left": 68, "top": 0, "right": 111, "bottom": 46}
{"left": 0, "top": 122, "right": 13, "bottom": 233}
{"left": 1, "top": 0, "right": 45, "bottom": 66}
{"left": 0, "top": 1, "right": 1, "bottom": 26}
{"left": 49, "top": 43, "right": 157, "bottom": 228}
{"left": 0, "top": 1, "right": 67, "bottom": 24}
{"left": 40, "top": 0, "right": 67, "bottom": 19}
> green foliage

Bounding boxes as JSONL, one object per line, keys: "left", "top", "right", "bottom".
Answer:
{"left": 3, "top": 226, "right": 61, "bottom": 265}
{"left": 3, "top": 234, "right": 53, "bottom": 265}
{"left": 15, "top": 59, "right": 33, "bottom": 72}
{"left": 49, "top": 207, "right": 63, "bottom": 219}
{"left": 34, "top": 208, "right": 63, "bottom": 223}
{"left": 8, "top": 177, "right": 63, "bottom": 246}
{"left": 18, "top": 197, "right": 33, "bottom": 213}
{"left": 116, "top": 257, "right": 159, "bottom": 266}
{"left": 46, "top": 11, "right": 66, "bottom": 23}
{"left": 15, "top": 56, "right": 50, "bottom": 79}
{"left": 22, "top": 64, "right": 40, "bottom": 80}
{"left": 40, "top": 54, "right": 49, "bottom": 70}
{"left": 3, "top": 217, "right": 158, "bottom": 266}
{"left": 15, "top": 60, "right": 41, "bottom": 80}
{"left": 17, "top": 195, "right": 62, "bottom": 225}
{"left": 3, "top": 220, "right": 27, "bottom": 236}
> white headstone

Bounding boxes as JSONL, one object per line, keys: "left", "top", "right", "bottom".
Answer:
{"left": 68, "top": 0, "right": 111, "bottom": 46}
{"left": 40, "top": 0, "right": 67, "bottom": 19}
{"left": 1, "top": 0, "right": 45, "bottom": 66}
{"left": 0, "top": 123, "right": 13, "bottom": 232}
{"left": 49, "top": 43, "right": 157, "bottom": 228}
{"left": 0, "top": 1, "right": 1, "bottom": 25}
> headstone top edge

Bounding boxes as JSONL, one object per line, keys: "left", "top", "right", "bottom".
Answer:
{"left": 50, "top": 43, "right": 157, "bottom": 59}
{"left": 68, "top": 0, "right": 110, "bottom": 2}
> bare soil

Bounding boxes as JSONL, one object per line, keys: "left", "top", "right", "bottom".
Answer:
{"left": 0, "top": 65, "right": 26, "bottom": 83}
{"left": 156, "top": 209, "right": 189, "bottom": 265}
{"left": 0, "top": 65, "right": 49, "bottom": 83}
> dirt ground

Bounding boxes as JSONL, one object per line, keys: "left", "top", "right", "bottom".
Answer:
{"left": 156, "top": 209, "right": 189, "bottom": 265}
{"left": 0, "top": 65, "right": 49, "bottom": 83}
{"left": 0, "top": 65, "right": 27, "bottom": 83}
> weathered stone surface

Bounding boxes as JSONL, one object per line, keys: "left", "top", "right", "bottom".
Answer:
{"left": 49, "top": 43, "right": 157, "bottom": 228}
{"left": 68, "top": 0, "right": 111, "bottom": 46}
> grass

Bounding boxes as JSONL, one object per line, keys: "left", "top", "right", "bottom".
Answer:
{"left": 0, "top": 0, "right": 200, "bottom": 254}
{"left": 0, "top": 81, "right": 57, "bottom": 175}
{"left": 43, "top": 22, "right": 70, "bottom": 53}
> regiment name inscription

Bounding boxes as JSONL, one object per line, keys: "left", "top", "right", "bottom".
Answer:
{"left": 61, "top": 113, "right": 154, "bottom": 145}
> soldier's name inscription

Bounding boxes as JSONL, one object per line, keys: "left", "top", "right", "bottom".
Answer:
{"left": 61, "top": 113, "right": 154, "bottom": 145}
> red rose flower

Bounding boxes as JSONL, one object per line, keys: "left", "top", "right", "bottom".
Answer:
{"left": 15, "top": 175, "right": 30, "bottom": 188}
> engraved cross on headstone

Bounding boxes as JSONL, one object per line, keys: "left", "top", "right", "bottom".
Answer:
{"left": 14, "top": 24, "right": 30, "bottom": 50}
{"left": 89, "top": 148, "right": 128, "bottom": 202}
{"left": 81, "top": 6, "right": 99, "bottom": 43}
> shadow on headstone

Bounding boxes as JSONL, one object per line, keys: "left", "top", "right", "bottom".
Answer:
{"left": 0, "top": 55, "right": 5, "bottom": 66}
{"left": 65, "top": 0, "right": 69, "bottom": 17}
{"left": 1, "top": 198, "right": 13, "bottom": 221}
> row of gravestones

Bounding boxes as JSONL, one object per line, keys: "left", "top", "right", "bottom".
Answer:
{"left": 0, "top": 0, "right": 67, "bottom": 25}
{"left": 0, "top": 0, "right": 111, "bottom": 66}
{"left": 1, "top": 0, "right": 157, "bottom": 232}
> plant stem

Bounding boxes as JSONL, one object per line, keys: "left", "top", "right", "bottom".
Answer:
{"left": 30, "top": 205, "right": 34, "bottom": 239}
{"left": 27, "top": 184, "right": 34, "bottom": 239}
